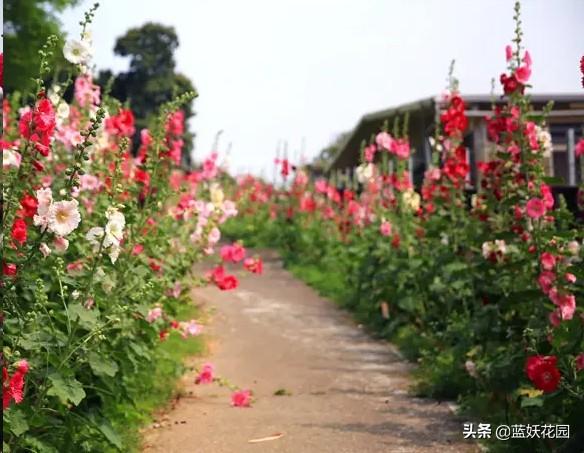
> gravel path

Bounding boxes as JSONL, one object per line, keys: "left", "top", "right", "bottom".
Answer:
{"left": 143, "top": 250, "right": 476, "bottom": 453}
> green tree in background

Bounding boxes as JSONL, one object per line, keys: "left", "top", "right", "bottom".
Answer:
{"left": 98, "top": 23, "right": 197, "bottom": 163}
{"left": 4, "top": 0, "right": 79, "bottom": 94}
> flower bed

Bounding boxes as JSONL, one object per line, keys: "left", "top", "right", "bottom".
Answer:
{"left": 224, "top": 5, "right": 584, "bottom": 451}
{"left": 1, "top": 9, "right": 258, "bottom": 451}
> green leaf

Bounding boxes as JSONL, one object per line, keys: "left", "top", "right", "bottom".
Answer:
{"left": 68, "top": 303, "right": 100, "bottom": 329}
{"left": 47, "top": 372, "right": 86, "bottom": 406}
{"left": 88, "top": 352, "right": 119, "bottom": 377}
{"left": 520, "top": 396, "right": 544, "bottom": 408}
{"left": 6, "top": 408, "right": 29, "bottom": 436}
{"left": 98, "top": 421, "right": 123, "bottom": 449}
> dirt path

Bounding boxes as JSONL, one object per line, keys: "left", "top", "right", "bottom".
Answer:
{"left": 143, "top": 250, "right": 476, "bottom": 453}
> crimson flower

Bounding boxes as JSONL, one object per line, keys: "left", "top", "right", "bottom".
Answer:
{"left": 525, "top": 355, "right": 561, "bottom": 393}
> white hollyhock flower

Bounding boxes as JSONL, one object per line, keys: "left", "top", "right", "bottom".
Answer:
{"left": 53, "top": 236, "right": 69, "bottom": 253}
{"left": 108, "top": 244, "right": 121, "bottom": 264}
{"left": 210, "top": 183, "right": 225, "bottom": 206}
{"left": 356, "top": 163, "right": 374, "bottom": 184}
{"left": 63, "top": 38, "right": 92, "bottom": 65}
{"left": 402, "top": 189, "right": 421, "bottom": 212}
{"left": 39, "top": 243, "right": 51, "bottom": 258}
{"left": 86, "top": 226, "right": 105, "bottom": 249}
{"left": 3, "top": 149, "right": 22, "bottom": 168}
{"left": 104, "top": 208, "right": 125, "bottom": 247}
{"left": 48, "top": 199, "right": 81, "bottom": 236}
{"left": 36, "top": 188, "right": 53, "bottom": 216}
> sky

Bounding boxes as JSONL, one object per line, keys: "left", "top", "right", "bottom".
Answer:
{"left": 59, "top": 0, "right": 584, "bottom": 176}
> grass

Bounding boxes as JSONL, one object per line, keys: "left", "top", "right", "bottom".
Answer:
{"left": 107, "top": 302, "right": 205, "bottom": 452}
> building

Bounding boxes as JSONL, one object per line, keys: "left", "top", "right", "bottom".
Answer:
{"left": 328, "top": 94, "right": 584, "bottom": 192}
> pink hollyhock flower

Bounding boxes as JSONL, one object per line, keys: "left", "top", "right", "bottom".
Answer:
{"left": 565, "top": 273, "right": 577, "bottom": 284}
{"left": 231, "top": 389, "right": 252, "bottom": 407}
{"left": 379, "top": 220, "right": 392, "bottom": 237}
{"left": 575, "top": 139, "right": 584, "bottom": 158}
{"left": 243, "top": 257, "right": 263, "bottom": 274}
{"left": 576, "top": 353, "right": 584, "bottom": 371}
{"left": 364, "top": 144, "right": 376, "bottom": 162}
{"left": 315, "top": 179, "right": 328, "bottom": 194}
{"left": 181, "top": 320, "right": 202, "bottom": 338}
{"left": 559, "top": 295, "right": 576, "bottom": 320}
{"left": 549, "top": 310, "right": 561, "bottom": 327}
{"left": 375, "top": 132, "right": 393, "bottom": 151}
{"left": 538, "top": 271, "right": 556, "bottom": 294}
{"left": 39, "top": 242, "right": 51, "bottom": 258}
{"left": 132, "top": 244, "right": 144, "bottom": 255}
{"left": 540, "top": 184, "right": 554, "bottom": 210}
{"left": 195, "top": 363, "right": 214, "bottom": 384}
{"left": 53, "top": 236, "right": 69, "bottom": 254}
{"left": 147, "top": 307, "right": 163, "bottom": 323}
{"left": 220, "top": 243, "right": 246, "bottom": 263}
{"left": 540, "top": 252, "right": 556, "bottom": 271}
{"left": 48, "top": 199, "right": 81, "bottom": 236}
{"left": 84, "top": 298, "right": 94, "bottom": 309}
{"left": 390, "top": 138, "right": 410, "bottom": 160}
{"left": 526, "top": 198, "right": 546, "bottom": 219}
{"left": 208, "top": 227, "right": 221, "bottom": 245}
{"left": 505, "top": 45, "right": 513, "bottom": 62}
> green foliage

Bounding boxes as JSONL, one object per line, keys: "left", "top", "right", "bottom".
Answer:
{"left": 3, "top": 0, "right": 79, "bottom": 93}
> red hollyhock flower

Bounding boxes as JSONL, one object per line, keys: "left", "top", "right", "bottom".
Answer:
{"left": 11, "top": 218, "right": 28, "bottom": 246}
{"left": 525, "top": 355, "right": 561, "bottom": 393}
{"left": 105, "top": 108, "right": 135, "bottom": 137}
{"left": 216, "top": 274, "right": 239, "bottom": 291}
{"left": 19, "top": 194, "right": 38, "bottom": 218}
{"left": 243, "top": 257, "right": 263, "bottom": 275}
{"left": 3, "top": 360, "right": 30, "bottom": 409}
{"left": 3, "top": 262, "right": 17, "bottom": 277}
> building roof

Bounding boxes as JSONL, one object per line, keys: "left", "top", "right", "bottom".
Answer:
{"left": 328, "top": 93, "right": 584, "bottom": 172}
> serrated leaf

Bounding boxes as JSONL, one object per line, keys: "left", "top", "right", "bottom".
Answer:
{"left": 47, "top": 372, "right": 86, "bottom": 406}
{"left": 68, "top": 303, "right": 99, "bottom": 329}
{"left": 6, "top": 408, "right": 29, "bottom": 436}
{"left": 88, "top": 352, "right": 119, "bottom": 377}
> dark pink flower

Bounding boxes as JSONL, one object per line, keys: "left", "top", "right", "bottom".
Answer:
{"left": 231, "top": 389, "right": 252, "bottom": 407}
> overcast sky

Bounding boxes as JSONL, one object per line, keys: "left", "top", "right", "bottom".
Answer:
{"left": 59, "top": 0, "right": 583, "bottom": 176}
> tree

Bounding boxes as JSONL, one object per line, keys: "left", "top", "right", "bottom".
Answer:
{"left": 98, "top": 23, "right": 197, "bottom": 162}
{"left": 4, "top": 0, "right": 79, "bottom": 94}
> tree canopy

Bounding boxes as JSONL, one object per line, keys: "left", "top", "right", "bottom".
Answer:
{"left": 4, "top": 0, "right": 79, "bottom": 93}
{"left": 98, "top": 23, "right": 197, "bottom": 162}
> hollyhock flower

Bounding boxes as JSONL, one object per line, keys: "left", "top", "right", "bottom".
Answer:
{"left": 243, "top": 257, "right": 263, "bottom": 274}
{"left": 11, "top": 219, "right": 28, "bottom": 246}
{"left": 169, "top": 281, "right": 182, "bottom": 298}
{"left": 159, "top": 330, "right": 170, "bottom": 342}
{"left": 575, "top": 139, "right": 584, "bottom": 158}
{"left": 47, "top": 199, "right": 81, "bottom": 236}
{"left": 356, "top": 163, "right": 374, "bottom": 184}
{"left": 538, "top": 271, "right": 556, "bottom": 294}
{"left": 540, "top": 252, "right": 556, "bottom": 271}
{"left": 540, "top": 184, "right": 554, "bottom": 210}
{"left": 364, "top": 144, "right": 376, "bottom": 162}
{"left": 549, "top": 310, "right": 561, "bottom": 327}
{"left": 217, "top": 274, "right": 239, "bottom": 291}
{"left": 19, "top": 194, "right": 38, "bottom": 218}
{"left": 566, "top": 240, "right": 580, "bottom": 256}
{"left": 2, "top": 148, "right": 22, "bottom": 168}
{"left": 181, "top": 320, "right": 202, "bottom": 338}
{"left": 3, "top": 262, "right": 17, "bottom": 277}
{"left": 375, "top": 132, "right": 393, "bottom": 151}
{"left": 505, "top": 45, "right": 513, "bottom": 61}
{"left": 379, "top": 219, "right": 392, "bottom": 237}
{"left": 220, "top": 243, "right": 246, "bottom": 263}
{"left": 565, "top": 273, "right": 577, "bottom": 284}
{"left": 195, "top": 363, "right": 214, "bottom": 384}
{"left": 146, "top": 307, "right": 163, "bottom": 323}
{"left": 558, "top": 295, "right": 576, "bottom": 320}
{"left": 132, "top": 244, "right": 144, "bottom": 255}
{"left": 53, "top": 236, "right": 69, "bottom": 253}
{"left": 576, "top": 354, "right": 584, "bottom": 371}
{"left": 104, "top": 208, "right": 125, "bottom": 247}
{"left": 63, "top": 38, "right": 92, "bottom": 65}
{"left": 3, "top": 360, "right": 30, "bottom": 409}
{"left": 402, "top": 189, "right": 421, "bottom": 212}
{"left": 231, "top": 389, "right": 252, "bottom": 407}
{"left": 36, "top": 187, "right": 53, "bottom": 216}
{"left": 525, "top": 356, "right": 561, "bottom": 393}
{"left": 515, "top": 51, "right": 532, "bottom": 83}
{"left": 39, "top": 242, "right": 51, "bottom": 258}
{"left": 66, "top": 260, "right": 84, "bottom": 274}
{"left": 315, "top": 179, "right": 328, "bottom": 194}
{"left": 390, "top": 138, "right": 410, "bottom": 159}
{"left": 526, "top": 198, "right": 546, "bottom": 219}
{"left": 84, "top": 298, "right": 95, "bottom": 309}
